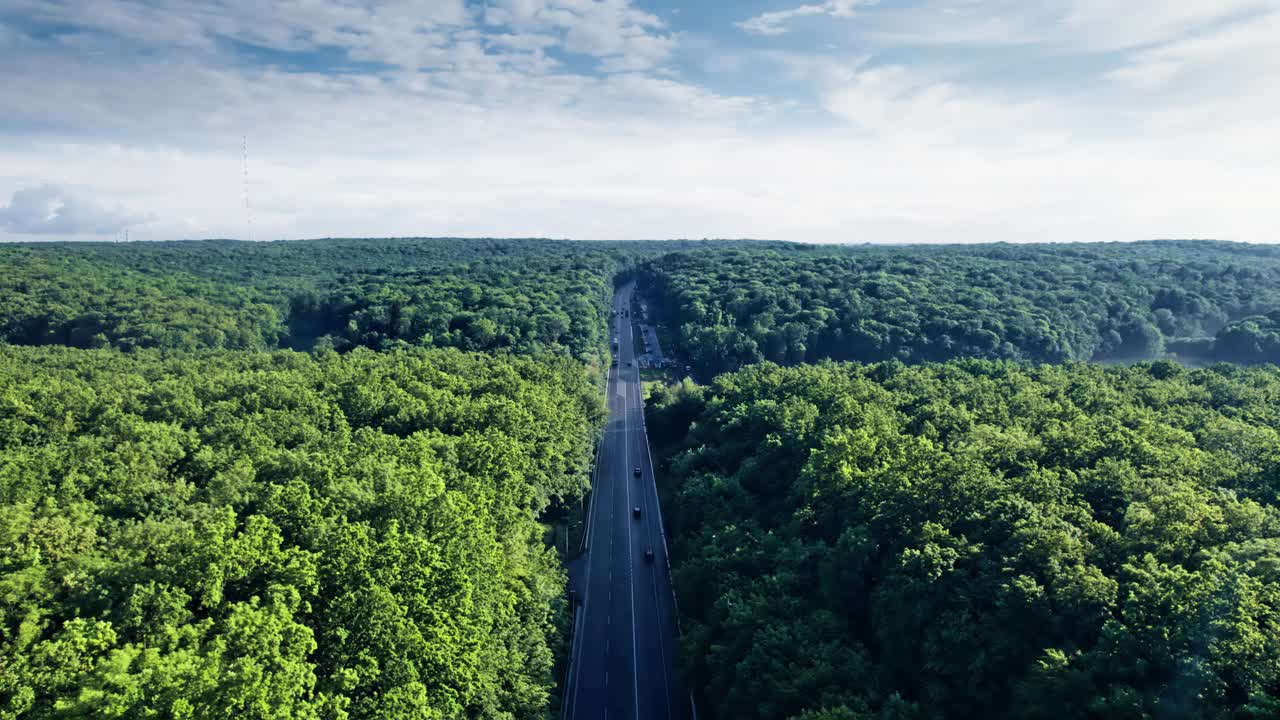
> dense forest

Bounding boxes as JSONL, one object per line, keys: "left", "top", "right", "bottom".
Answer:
{"left": 5, "top": 237, "right": 1280, "bottom": 719}
{"left": 647, "top": 360, "right": 1280, "bottom": 720}
{"left": 0, "top": 238, "right": 662, "bottom": 718}
{"left": 0, "top": 346, "right": 601, "bottom": 719}
{"left": 283, "top": 255, "right": 615, "bottom": 357}
{"left": 637, "top": 242, "right": 1280, "bottom": 375}
{"left": 0, "top": 238, "right": 761, "bottom": 355}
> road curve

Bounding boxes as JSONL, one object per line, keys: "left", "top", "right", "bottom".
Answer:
{"left": 564, "top": 283, "right": 686, "bottom": 720}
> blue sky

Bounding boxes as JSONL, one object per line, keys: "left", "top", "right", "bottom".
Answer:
{"left": 0, "top": 0, "right": 1276, "bottom": 242}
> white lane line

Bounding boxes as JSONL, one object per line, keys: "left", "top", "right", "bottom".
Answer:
{"left": 635, "top": 369, "right": 674, "bottom": 719}
{"left": 568, "top": 292, "right": 626, "bottom": 720}
{"left": 635, "top": 304, "right": 681, "bottom": 720}
{"left": 623, "top": 358, "right": 639, "bottom": 718}
{"left": 623, "top": 288, "right": 640, "bottom": 720}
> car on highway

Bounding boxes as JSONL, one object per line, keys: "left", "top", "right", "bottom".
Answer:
{"left": 644, "top": 549, "right": 654, "bottom": 563}
{"left": 632, "top": 506, "right": 641, "bottom": 518}
{"left": 633, "top": 465, "right": 641, "bottom": 477}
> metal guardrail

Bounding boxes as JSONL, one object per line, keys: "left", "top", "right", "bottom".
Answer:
{"left": 561, "top": 357, "right": 613, "bottom": 720}
{"left": 639, "top": 390, "right": 699, "bottom": 720}
{"left": 563, "top": 291, "right": 699, "bottom": 720}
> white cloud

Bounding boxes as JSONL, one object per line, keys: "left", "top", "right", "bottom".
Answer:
{"left": 736, "top": 0, "right": 876, "bottom": 36}
{"left": 1059, "top": 0, "right": 1270, "bottom": 52}
{"left": 3, "top": 0, "right": 675, "bottom": 72}
{"left": 0, "top": 184, "right": 147, "bottom": 237}
{"left": 851, "top": 0, "right": 1271, "bottom": 51}
{"left": 483, "top": 0, "right": 674, "bottom": 71}
{"left": 0, "top": 0, "right": 1277, "bottom": 245}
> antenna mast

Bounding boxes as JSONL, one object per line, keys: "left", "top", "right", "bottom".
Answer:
{"left": 242, "top": 135, "right": 253, "bottom": 241}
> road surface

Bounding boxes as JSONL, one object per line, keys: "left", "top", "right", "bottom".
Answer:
{"left": 638, "top": 320, "right": 666, "bottom": 368}
{"left": 564, "top": 283, "right": 686, "bottom": 720}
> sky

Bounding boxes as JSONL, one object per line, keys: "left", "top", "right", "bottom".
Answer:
{"left": 0, "top": 0, "right": 1276, "bottom": 243}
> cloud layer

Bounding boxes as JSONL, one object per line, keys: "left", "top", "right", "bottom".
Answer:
{"left": 0, "top": 1, "right": 1276, "bottom": 243}
{"left": 736, "top": 0, "right": 876, "bottom": 36}
{"left": 0, "top": 185, "right": 144, "bottom": 237}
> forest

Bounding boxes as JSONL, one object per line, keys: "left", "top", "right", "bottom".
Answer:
{"left": 4, "top": 236, "right": 1280, "bottom": 719}
{"left": 636, "top": 241, "right": 1280, "bottom": 375}
{"left": 647, "top": 361, "right": 1280, "bottom": 720}
{"left": 0, "top": 346, "right": 601, "bottom": 719}
{"left": 0, "top": 238, "right": 760, "bottom": 355}
{"left": 0, "top": 238, "right": 656, "bottom": 719}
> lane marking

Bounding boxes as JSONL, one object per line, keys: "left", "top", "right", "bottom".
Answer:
{"left": 634, "top": 301, "right": 683, "bottom": 720}
{"left": 568, "top": 296, "right": 627, "bottom": 720}
{"left": 622, "top": 298, "right": 640, "bottom": 720}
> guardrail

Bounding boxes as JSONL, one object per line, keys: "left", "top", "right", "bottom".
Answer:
{"left": 639, "top": 389, "right": 700, "bottom": 720}
{"left": 561, "top": 356, "right": 613, "bottom": 720}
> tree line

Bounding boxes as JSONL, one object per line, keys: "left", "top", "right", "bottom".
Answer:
{"left": 636, "top": 241, "right": 1280, "bottom": 376}
{"left": 647, "top": 360, "right": 1280, "bottom": 720}
{"left": 0, "top": 238, "right": 763, "bottom": 357}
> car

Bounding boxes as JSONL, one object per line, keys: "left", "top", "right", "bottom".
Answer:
{"left": 633, "top": 465, "right": 641, "bottom": 477}
{"left": 644, "top": 549, "right": 654, "bottom": 563}
{"left": 632, "top": 506, "right": 641, "bottom": 518}
{"left": 627, "top": 361, "right": 633, "bottom": 367}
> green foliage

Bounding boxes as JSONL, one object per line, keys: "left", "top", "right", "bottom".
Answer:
{"left": 649, "top": 360, "right": 1280, "bottom": 720}
{"left": 1214, "top": 312, "right": 1280, "bottom": 365}
{"left": 0, "top": 238, "right": 761, "bottom": 356}
{"left": 637, "top": 241, "right": 1280, "bottom": 374}
{"left": 283, "top": 255, "right": 615, "bottom": 359}
{"left": 10, "top": 236, "right": 1280, "bottom": 720}
{"left": 0, "top": 346, "right": 602, "bottom": 719}
{"left": 0, "top": 250, "right": 284, "bottom": 351}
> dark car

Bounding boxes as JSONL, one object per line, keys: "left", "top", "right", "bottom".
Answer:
{"left": 632, "top": 506, "right": 641, "bottom": 518}
{"left": 644, "top": 549, "right": 654, "bottom": 563}
{"left": 634, "top": 465, "right": 641, "bottom": 477}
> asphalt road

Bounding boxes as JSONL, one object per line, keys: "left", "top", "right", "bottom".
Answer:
{"left": 564, "top": 283, "right": 686, "bottom": 720}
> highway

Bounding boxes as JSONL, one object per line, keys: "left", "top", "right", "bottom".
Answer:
{"left": 564, "top": 282, "right": 687, "bottom": 720}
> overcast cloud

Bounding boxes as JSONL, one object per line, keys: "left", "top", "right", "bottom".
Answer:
{"left": 0, "top": 0, "right": 1275, "bottom": 242}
